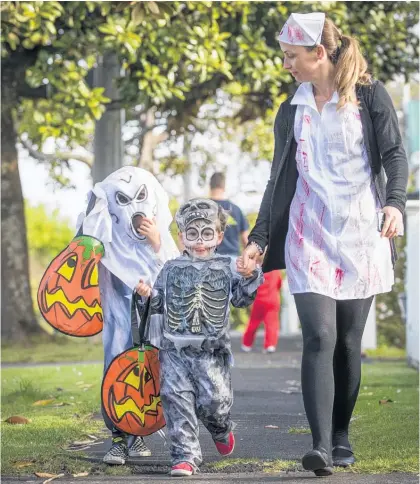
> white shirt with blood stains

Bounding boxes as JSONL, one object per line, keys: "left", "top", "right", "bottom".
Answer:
{"left": 285, "top": 82, "right": 394, "bottom": 299}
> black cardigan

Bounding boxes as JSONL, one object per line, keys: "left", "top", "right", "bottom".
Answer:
{"left": 248, "top": 80, "right": 409, "bottom": 273}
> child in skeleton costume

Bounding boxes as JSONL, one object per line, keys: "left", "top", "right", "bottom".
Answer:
{"left": 76, "top": 166, "right": 179, "bottom": 465}
{"left": 136, "top": 199, "right": 263, "bottom": 477}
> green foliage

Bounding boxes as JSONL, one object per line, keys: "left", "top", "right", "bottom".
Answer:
{"left": 3, "top": 1, "right": 417, "bottom": 155}
{"left": 376, "top": 235, "right": 407, "bottom": 348}
{"left": 25, "top": 202, "right": 73, "bottom": 269}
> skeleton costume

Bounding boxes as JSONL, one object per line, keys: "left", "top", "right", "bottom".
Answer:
{"left": 145, "top": 199, "right": 262, "bottom": 471}
{"left": 76, "top": 167, "right": 179, "bottom": 438}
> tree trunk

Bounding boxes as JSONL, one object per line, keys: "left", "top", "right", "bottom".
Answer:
{"left": 138, "top": 108, "right": 168, "bottom": 174}
{"left": 183, "top": 134, "right": 193, "bottom": 202}
{"left": 92, "top": 52, "right": 125, "bottom": 183}
{"left": 1, "top": 83, "right": 41, "bottom": 341}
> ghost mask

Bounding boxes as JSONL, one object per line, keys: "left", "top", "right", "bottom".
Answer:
{"left": 77, "top": 166, "right": 179, "bottom": 289}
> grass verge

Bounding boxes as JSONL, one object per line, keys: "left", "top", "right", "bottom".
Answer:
{"left": 364, "top": 345, "right": 406, "bottom": 360}
{"left": 1, "top": 363, "right": 104, "bottom": 476}
{"left": 347, "top": 362, "right": 418, "bottom": 473}
{"left": 1, "top": 335, "right": 103, "bottom": 364}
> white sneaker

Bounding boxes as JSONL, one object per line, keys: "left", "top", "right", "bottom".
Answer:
{"left": 263, "top": 346, "right": 276, "bottom": 353}
{"left": 241, "top": 344, "right": 252, "bottom": 353}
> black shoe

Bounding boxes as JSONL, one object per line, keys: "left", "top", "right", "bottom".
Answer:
{"left": 103, "top": 437, "right": 128, "bottom": 465}
{"left": 302, "top": 448, "right": 333, "bottom": 477}
{"left": 332, "top": 445, "right": 355, "bottom": 467}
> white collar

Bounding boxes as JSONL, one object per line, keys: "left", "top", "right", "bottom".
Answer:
{"left": 291, "top": 82, "right": 339, "bottom": 111}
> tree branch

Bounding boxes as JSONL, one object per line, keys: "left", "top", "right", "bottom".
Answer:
{"left": 20, "top": 138, "right": 93, "bottom": 168}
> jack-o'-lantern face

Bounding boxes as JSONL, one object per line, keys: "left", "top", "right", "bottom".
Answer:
{"left": 102, "top": 346, "right": 165, "bottom": 436}
{"left": 37, "top": 236, "right": 104, "bottom": 336}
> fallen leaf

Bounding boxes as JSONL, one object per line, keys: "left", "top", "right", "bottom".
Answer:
{"left": 13, "top": 461, "right": 34, "bottom": 468}
{"left": 43, "top": 473, "right": 65, "bottom": 484}
{"left": 32, "top": 399, "right": 56, "bottom": 406}
{"left": 34, "top": 473, "right": 57, "bottom": 478}
{"left": 379, "top": 398, "right": 393, "bottom": 405}
{"left": 265, "top": 425, "right": 279, "bottom": 429}
{"left": 71, "top": 439, "right": 96, "bottom": 445}
{"left": 51, "top": 402, "right": 72, "bottom": 407}
{"left": 5, "top": 416, "right": 30, "bottom": 424}
{"left": 72, "top": 472, "right": 89, "bottom": 477}
{"left": 83, "top": 434, "right": 98, "bottom": 440}
{"left": 65, "top": 445, "right": 91, "bottom": 452}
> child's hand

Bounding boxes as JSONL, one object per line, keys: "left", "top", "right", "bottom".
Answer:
{"left": 137, "top": 217, "right": 161, "bottom": 253}
{"left": 135, "top": 279, "right": 152, "bottom": 297}
{"left": 237, "top": 256, "right": 257, "bottom": 278}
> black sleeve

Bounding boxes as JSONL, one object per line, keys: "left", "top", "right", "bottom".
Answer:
{"left": 247, "top": 102, "right": 289, "bottom": 250}
{"left": 370, "top": 81, "right": 408, "bottom": 214}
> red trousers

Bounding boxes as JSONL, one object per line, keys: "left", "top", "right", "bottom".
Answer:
{"left": 242, "top": 300, "right": 280, "bottom": 349}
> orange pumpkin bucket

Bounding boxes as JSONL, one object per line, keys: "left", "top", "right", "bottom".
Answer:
{"left": 37, "top": 235, "right": 104, "bottom": 337}
{"left": 101, "top": 344, "right": 165, "bottom": 436}
{"left": 102, "top": 294, "right": 165, "bottom": 436}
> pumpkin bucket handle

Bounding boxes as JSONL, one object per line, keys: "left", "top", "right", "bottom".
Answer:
{"left": 131, "top": 291, "right": 151, "bottom": 348}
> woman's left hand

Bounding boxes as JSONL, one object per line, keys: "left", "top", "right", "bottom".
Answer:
{"left": 380, "top": 206, "right": 404, "bottom": 239}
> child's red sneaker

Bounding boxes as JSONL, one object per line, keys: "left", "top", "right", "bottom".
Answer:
{"left": 171, "top": 462, "right": 194, "bottom": 477}
{"left": 214, "top": 431, "right": 235, "bottom": 456}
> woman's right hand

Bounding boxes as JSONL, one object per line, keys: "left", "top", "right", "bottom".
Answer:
{"left": 242, "top": 243, "right": 261, "bottom": 271}
{"left": 135, "top": 279, "right": 152, "bottom": 297}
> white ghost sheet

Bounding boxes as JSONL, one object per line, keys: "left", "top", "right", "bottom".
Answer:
{"left": 76, "top": 166, "right": 179, "bottom": 290}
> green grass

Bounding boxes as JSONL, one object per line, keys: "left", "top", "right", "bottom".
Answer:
{"left": 1, "top": 334, "right": 103, "bottom": 363}
{"left": 364, "top": 345, "right": 406, "bottom": 360}
{"left": 1, "top": 363, "right": 105, "bottom": 476}
{"left": 347, "top": 362, "right": 419, "bottom": 473}
{"left": 288, "top": 427, "right": 311, "bottom": 434}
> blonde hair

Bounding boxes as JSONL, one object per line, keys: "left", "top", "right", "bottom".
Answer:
{"left": 308, "top": 17, "right": 371, "bottom": 108}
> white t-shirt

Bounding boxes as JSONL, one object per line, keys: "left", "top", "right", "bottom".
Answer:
{"left": 285, "top": 82, "right": 394, "bottom": 299}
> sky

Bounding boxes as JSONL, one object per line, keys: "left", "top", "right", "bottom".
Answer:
{"left": 19, "top": 141, "right": 271, "bottom": 230}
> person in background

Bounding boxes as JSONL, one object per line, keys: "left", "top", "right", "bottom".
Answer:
{"left": 210, "top": 172, "right": 249, "bottom": 255}
{"left": 242, "top": 269, "right": 282, "bottom": 353}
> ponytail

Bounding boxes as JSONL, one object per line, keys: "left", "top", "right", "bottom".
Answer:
{"left": 334, "top": 34, "right": 371, "bottom": 108}
{"left": 312, "top": 17, "right": 372, "bottom": 108}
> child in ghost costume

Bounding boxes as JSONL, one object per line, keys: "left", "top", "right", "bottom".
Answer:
{"left": 136, "top": 199, "right": 263, "bottom": 477}
{"left": 76, "top": 166, "right": 179, "bottom": 465}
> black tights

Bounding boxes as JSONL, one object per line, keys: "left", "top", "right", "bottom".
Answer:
{"left": 294, "top": 293, "right": 373, "bottom": 454}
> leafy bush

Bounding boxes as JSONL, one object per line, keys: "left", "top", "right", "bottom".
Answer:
{"left": 375, "top": 235, "right": 406, "bottom": 348}
{"left": 25, "top": 202, "right": 74, "bottom": 270}
{"left": 25, "top": 202, "right": 74, "bottom": 324}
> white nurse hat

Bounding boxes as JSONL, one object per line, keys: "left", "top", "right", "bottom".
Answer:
{"left": 278, "top": 12, "right": 326, "bottom": 46}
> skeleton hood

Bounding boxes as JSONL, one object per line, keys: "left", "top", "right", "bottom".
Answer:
{"left": 176, "top": 198, "right": 220, "bottom": 232}
{"left": 76, "top": 166, "right": 179, "bottom": 289}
